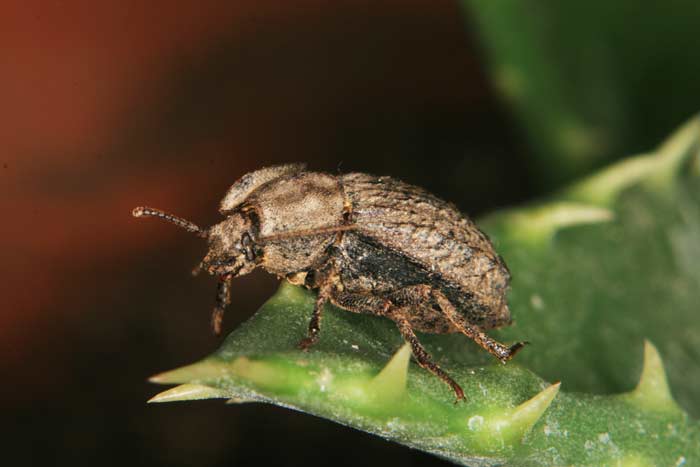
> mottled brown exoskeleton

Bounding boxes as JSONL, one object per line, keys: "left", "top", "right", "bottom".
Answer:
{"left": 133, "top": 163, "right": 526, "bottom": 400}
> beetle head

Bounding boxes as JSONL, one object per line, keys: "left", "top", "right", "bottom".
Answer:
{"left": 199, "top": 211, "right": 258, "bottom": 277}
{"left": 132, "top": 206, "right": 259, "bottom": 278}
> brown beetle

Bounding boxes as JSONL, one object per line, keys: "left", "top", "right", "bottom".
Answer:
{"left": 133, "top": 163, "right": 526, "bottom": 400}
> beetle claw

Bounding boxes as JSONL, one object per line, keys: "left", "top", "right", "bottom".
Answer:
{"left": 298, "top": 337, "right": 316, "bottom": 351}
{"left": 509, "top": 341, "right": 529, "bottom": 356}
{"left": 452, "top": 385, "right": 466, "bottom": 404}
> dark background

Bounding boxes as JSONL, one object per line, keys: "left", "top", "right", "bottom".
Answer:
{"left": 2, "top": 1, "right": 535, "bottom": 466}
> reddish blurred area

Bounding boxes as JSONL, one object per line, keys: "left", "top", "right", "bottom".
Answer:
{"left": 1, "top": 1, "right": 529, "bottom": 466}
{"left": 3, "top": 0, "right": 236, "bottom": 354}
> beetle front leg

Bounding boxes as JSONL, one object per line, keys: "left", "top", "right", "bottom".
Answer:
{"left": 298, "top": 260, "right": 341, "bottom": 351}
{"left": 211, "top": 274, "right": 232, "bottom": 336}
{"left": 432, "top": 290, "right": 527, "bottom": 363}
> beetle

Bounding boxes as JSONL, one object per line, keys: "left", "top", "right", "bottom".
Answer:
{"left": 133, "top": 163, "right": 526, "bottom": 400}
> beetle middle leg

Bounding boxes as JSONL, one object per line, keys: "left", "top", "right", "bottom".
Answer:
{"left": 431, "top": 289, "right": 527, "bottom": 363}
{"left": 326, "top": 287, "right": 465, "bottom": 401}
{"left": 298, "top": 285, "right": 332, "bottom": 350}
{"left": 393, "top": 311, "right": 465, "bottom": 402}
{"left": 299, "top": 280, "right": 393, "bottom": 350}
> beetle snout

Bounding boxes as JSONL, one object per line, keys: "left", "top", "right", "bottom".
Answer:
{"left": 199, "top": 254, "right": 240, "bottom": 276}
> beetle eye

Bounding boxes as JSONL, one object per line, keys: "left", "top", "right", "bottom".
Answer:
{"left": 244, "top": 247, "right": 255, "bottom": 262}
{"left": 241, "top": 232, "right": 255, "bottom": 261}
{"left": 242, "top": 232, "right": 252, "bottom": 247}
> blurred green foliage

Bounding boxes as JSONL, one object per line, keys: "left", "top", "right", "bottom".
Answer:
{"left": 464, "top": 0, "right": 700, "bottom": 188}
{"left": 483, "top": 118, "right": 700, "bottom": 417}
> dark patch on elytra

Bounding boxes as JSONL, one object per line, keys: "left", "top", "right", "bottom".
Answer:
{"left": 339, "top": 233, "right": 488, "bottom": 330}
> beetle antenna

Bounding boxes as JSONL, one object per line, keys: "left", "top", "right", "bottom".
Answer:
{"left": 132, "top": 206, "right": 208, "bottom": 238}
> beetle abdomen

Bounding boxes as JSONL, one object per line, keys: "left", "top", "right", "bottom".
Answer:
{"left": 340, "top": 232, "right": 504, "bottom": 331}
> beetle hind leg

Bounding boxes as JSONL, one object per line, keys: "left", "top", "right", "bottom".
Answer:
{"left": 432, "top": 289, "right": 528, "bottom": 363}
{"left": 394, "top": 312, "right": 465, "bottom": 402}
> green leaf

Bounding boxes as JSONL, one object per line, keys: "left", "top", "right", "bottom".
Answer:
{"left": 483, "top": 116, "right": 700, "bottom": 416}
{"left": 463, "top": 0, "right": 700, "bottom": 188}
{"left": 149, "top": 118, "right": 700, "bottom": 466}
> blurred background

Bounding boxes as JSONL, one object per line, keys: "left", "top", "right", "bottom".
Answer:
{"left": 3, "top": 1, "right": 699, "bottom": 466}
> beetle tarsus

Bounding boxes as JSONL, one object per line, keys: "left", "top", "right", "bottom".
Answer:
{"left": 298, "top": 286, "right": 331, "bottom": 350}
{"left": 211, "top": 307, "right": 224, "bottom": 336}
{"left": 504, "top": 341, "right": 529, "bottom": 361}
{"left": 298, "top": 336, "right": 316, "bottom": 351}
{"left": 211, "top": 274, "right": 232, "bottom": 336}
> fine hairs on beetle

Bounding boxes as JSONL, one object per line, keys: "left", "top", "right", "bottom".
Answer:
{"left": 133, "top": 163, "right": 526, "bottom": 401}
